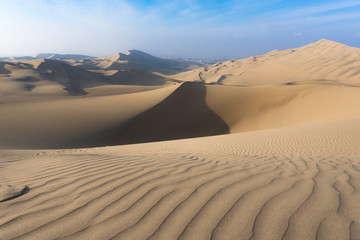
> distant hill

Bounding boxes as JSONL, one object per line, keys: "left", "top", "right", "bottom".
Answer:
{"left": 0, "top": 53, "right": 95, "bottom": 61}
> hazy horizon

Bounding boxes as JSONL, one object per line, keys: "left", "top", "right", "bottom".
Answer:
{"left": 1, "top": 0, "right": 360, "bottom": 59}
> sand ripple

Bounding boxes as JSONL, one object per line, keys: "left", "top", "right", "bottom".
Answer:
{"left": 1, "top": 149, "right": 360, "bottom": 239}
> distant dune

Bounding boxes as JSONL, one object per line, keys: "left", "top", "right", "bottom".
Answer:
{"left": 59, "top": 49, "right": 202, "bottom": 77}
{"left": 0, "top": 59, "right": 109, "bottom": 96}
{"left": 0, "top": 57, "right": 173, "bottom": 98}
{"left": 1, "top": 39, "right": 360, "bottom": 240}
{"left": 172, "top": 39, "right": 360, "bottom": 86}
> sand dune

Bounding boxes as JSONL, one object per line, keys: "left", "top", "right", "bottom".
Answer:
{"left": 1, "top": 39, "right": 360, "bottom": 240}
{"left": 107, "top": 81, "right": 360, "bottom": 145}
{"left": 172, "top": 39, "right": 360, "bottom": 86}
{"left": 2, "top": 81, "right": 360, "bottom": 149}
{"left": 1, "top": 119, "right": 360, "bottom": 239}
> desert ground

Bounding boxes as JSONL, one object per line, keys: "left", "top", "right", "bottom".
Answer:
{"left": 1, "top": 39, "right": 360, "bottom": 239}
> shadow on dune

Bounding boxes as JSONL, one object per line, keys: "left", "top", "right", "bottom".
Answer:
{"left": 0, "top": 186, "right": 30, "bottom": 202}
{"left": 107, "top": 69, "right": 168, "bottom": 86}
{"left": 0, "top": 62, "right": 13, "bottom": 74}
{"left": 108, "top": 82, "right": 230, "bottom": 146}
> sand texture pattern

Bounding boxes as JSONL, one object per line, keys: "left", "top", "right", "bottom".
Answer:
{"left": 1, "top": 119, "right": 360, "bottom": 239}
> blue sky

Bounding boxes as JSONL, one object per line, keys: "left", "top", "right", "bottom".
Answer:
{"left": 1, "top": 0, "right": 360, "bottom": 58}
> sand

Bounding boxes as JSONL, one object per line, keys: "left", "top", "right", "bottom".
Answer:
{"left": 1, "top": 119, "right": 360, "bottom": 239}
{"left": 1, "top": 39, "right": 360, "bottom": 239}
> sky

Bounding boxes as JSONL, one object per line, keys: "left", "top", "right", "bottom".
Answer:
{"left": 1, "top": 0, "right": 360, "bottom": 59}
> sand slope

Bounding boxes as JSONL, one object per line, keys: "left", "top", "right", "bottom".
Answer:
{"left": 205, "top": 81, "right": 360, "bottom": 133}
{"left": 110, "top": 82, "right": 229, "bottom": 145}
{"left": 1, "top": 119, "right": 360, "bottom": 239}
{"left": 172, "top": 39, "right": 360, "bottom": 86}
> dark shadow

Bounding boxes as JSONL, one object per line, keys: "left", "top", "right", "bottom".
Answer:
{"left": 24, "top": 84, "right": 36, "bottom": 92}
{"left": 15, "top": 76, "right": 39, "bottom": 82}
{"left": 106, "top": 68, "right": 167, "bottom": 86}
{"left": 108, "top": 82, "right": 230, "bottom": 145}
{"left": 37, "top": 59, "right": 104, "bottom": 95}
{"left": 0, "top": 186, "right": 30, "bottom": 202}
